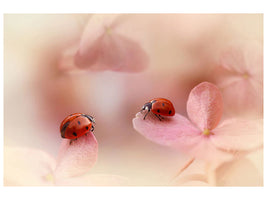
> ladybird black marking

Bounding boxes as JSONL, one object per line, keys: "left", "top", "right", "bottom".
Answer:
{"left": 86, "top": 126, "right": 89, "bottom": 130}
{"left": 162, "top": 103, "right": 165, "bottom": 106}
{"left": 73, "top": 132, "right": 77, "bottom": 136}
{"left": 78, "top": 121, "right": 81, "bottom": 125}
{"left": 169, "top": 110, "right": 172, "bottom": 114}
{"left": 157, "top": 109, "right": 160, "bottom": 113}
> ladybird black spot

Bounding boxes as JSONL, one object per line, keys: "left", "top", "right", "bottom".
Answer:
{"left": 169, "top": 110, "right": 172, "bottom": 114}
{"left": 162, "top": 103, "right": 165, "bottom": 106}
{"left": 73, "top": 132, "right": 77, "bottom": 136}
{"left": 78, "top": 121, "right": 81, "bottom": 125}
{"left": 85, "top": 126, "right": 89, "bottom": 130}
{"left": 157, "top": 109, "right": 160, "bottom": 113}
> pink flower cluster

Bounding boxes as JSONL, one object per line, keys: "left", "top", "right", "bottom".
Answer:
{"left": 133, "top": 82, "right": 262, "bottom": 167}
{"left": 59, "top": 14, "right": 149, "bottom": 73}
{"left": 4, "top": 133, "right": 128, "bottom": 186}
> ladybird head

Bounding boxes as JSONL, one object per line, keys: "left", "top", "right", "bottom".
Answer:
{"left": 141, "top": 102, "right": 152, "bottom": 112}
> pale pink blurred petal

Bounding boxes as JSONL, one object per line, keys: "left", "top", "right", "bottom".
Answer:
{"left": 220, "top": 42, "right": 263, "bottom": 77}
{"left": 58, "top": 43, "right": 80, "bottom": 72}
{"left": 216, "top": 41, "right": 263, "bottom": 116}
{"left": 220, "top": 79, "right": 262, "bottom": 116}
{"left": 78, "top": 14, "right": 123, "bottom": 54}
{"left": 171, "top": 173, "right": 209, "bottom": 186}
{"left": 74, "top": 14, "right": 149, "bottom": 72}
{"left": 54, "top": 132, "right": 98, "bottom": 179}
{"left": 215, "top": 157, "right": 263, "bottom": 186}
{"left": 220, "top": 45, "right": 247, "bottom": 74}
{"left": 133, "top": 112, "right": 201, "bottom": 149}
{"left": 187, "top": 82, "right": 223, "bottom": 130}
{"left": 4, "top": 147, "right": 56, "bottom": 186}
{"left": 211, "top": 118, "right": 263, "bottom": 151}
{"left": 57, "top": 174, "right": 129, "bottom": 186}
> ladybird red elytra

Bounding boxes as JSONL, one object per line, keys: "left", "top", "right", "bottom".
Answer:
{"left": 60, "top": 113, "right": 95, "bottom": 141}
{"left": 141, "top": 98, "right": 175, "bottom": 121}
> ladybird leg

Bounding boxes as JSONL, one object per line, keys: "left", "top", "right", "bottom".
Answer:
{"left": 90, "top": 125, "right": 94, "bottom": 132}
{"left": 154, "top": 113, "right": 162, "bottom": 121}
{"left": 69, "top": 138, "right": 77, "bottom": 145}
{"left": 159, "top": 115, "right": 164, "bottom": 120}
{"left": 143, "top": 110, "right": 150, "bottom": 120}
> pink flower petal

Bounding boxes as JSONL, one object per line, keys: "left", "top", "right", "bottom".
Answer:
{"left": 58, "top": 43, "right": 81, "bottom": 72}
{"left": 4, "top": 147, "right": 56, "bottom": 186}
{"left": 187, "top": 82, "right": 223, "bottom": 130}
{"left": 211, "top": 118, "right": 263, "bottom": 151}
{"left": 186, "top": 138, "right": 233, "bottom": 164}
{"left": 54, "top": 132, "right": 98, "bottom": 179}
{"left": 220, "top": 78, "right": 263, "bottom": 116}
{"left": 133, "top": 111, "right": 232, "bottom": 164}
{"left": 78, "top": 14, "right": 121, "bottom": 54}
{"left": 220, "top": 41, "right": 263, "bottom": 78}
{"left": 216, "top": 42, "right": 263, "bottom": 116}
{"left": 171, "top": 173, "right": 209, "bottom": 186}
{"left": 74, "top": 14, "right": 149, "bottom": 72}
{"left": 215, "top": 156, "right": 263, "bottom": 186}
{"left": 133, "top": 112, "right": 202, "bottom": 150}
{"left": 57, "top": 174, "right": 129, "bottom": 186}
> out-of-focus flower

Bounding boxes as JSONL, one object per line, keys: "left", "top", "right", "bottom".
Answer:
{"left": 4, "top": 132, "right": 128, "bottom": 186}
{"left": 133, "top": 82, "right": 262, "bottom": 166}
{"left": 59, "top": 14, "right": 149, "bottom": 73}
{"left": 214, "top": 41, "right": 263, "bottom": 117}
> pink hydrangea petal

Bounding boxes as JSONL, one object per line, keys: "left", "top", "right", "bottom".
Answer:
{"left": 56, "top": 174, "right": 129, "bottom": 186}
{"left": 58, "top": 42, "right": 80, "bottom": 72}
{"left": 186, "top": 138, "right": 233, "bottom": 165}
{"left": 133, "top": 112, "right": 202, "bottom": 150}
{"left": 74, "top": 14, "right": 149, "bottom": 72}
{"left": 220, "top": 78, "right": 263, "bottom": 115}
{"left": 75, "top": 32, "right": 149, "bottom": 72}
{"left": 211, "top": 118, "right": 263, "bottom": 151}
{"left": 171, "top": 173, "right": 209, "bottom": 186}
{"left": 133, "top": 111, "right": 232, "bottom": 164}
{"left": 215, "top": 156, "right": 263, "bottom": 186}
{"left": 220, "top": 41, "right": 263, "bottom": 77}
{"left": 78, "top": 14, "right": 121, "bottom": 54}
{"left": 4, "top": 147, "right": 56, "bottom": 186}
{"left": 54, "top": 132, "right": 98, "bottom": 179}
{"left": 220, "top": 45, "right": 247, "bottom": 74}
{"left": 187, "top": 82, "right": 223, "bottom": 131}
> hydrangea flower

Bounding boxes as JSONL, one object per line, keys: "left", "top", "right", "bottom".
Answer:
{"left": 4, "top": 132, "right": 128, "bottom": 186}
{"left": 215, "top": 41, "right": 263, "bottom": 117}
{"left": 133, "top": 82, "right": 262, "bottom": 168}
{"left": 59, "top": 14, "right": 149, "bottom": 73}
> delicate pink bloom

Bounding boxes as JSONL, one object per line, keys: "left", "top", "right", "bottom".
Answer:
{"left": 59, "top": 14, "right": 149, "bottom": 73}
{"left": 214, "top": 41, "right": 263, "bottom": 116}
{"left": 215, "top": 150, "right": 263, "bottom": 186}
{"left": 133, "top": 82, "right": 262, "bottom": 166}
{"left": 4, "top": 133, "right": 128, "bottom": 186}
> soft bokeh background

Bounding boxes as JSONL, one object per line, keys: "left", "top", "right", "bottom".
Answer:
{"left": 4, "top": 14, "right": 263, "bottom": 186}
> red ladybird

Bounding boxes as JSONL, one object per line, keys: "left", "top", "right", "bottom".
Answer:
{"left": 60, "top": 113, "right": 95, "bottom": 140}
{"left": 141, "top": 98, "right": 175, "bottom": 120}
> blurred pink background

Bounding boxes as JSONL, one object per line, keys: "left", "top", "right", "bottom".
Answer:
{"left": 4, "top": 14, "right": 263, "bottom": 186}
